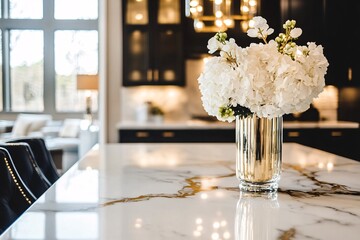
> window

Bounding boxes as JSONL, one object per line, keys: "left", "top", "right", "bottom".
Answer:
{"left": 0, "top": 0, "right": 98, "bottom": 113}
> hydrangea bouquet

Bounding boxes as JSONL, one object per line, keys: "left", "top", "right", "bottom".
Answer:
{"left": 198, "top": 16, "right": 329, "bottom": 122}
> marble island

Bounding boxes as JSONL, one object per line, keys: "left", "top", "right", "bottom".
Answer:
{"left": 117, "top": 120, "right": 359, "bottom": 129}
{"left": 1, "top": 143, "right": 360, "bottom": 239}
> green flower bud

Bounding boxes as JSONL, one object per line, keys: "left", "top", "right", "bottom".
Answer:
{"left": 215, "top": 32, "right": 228, "bottom": 43}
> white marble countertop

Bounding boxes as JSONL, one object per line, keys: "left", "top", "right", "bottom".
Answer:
{"left": 1, "top": 143, "right": 360, "bottom": 239}
{"left": 117, "top": 120, "right": 359, "bottom": 129}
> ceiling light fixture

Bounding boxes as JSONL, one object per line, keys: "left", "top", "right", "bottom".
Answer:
{"left": 185, "top": 0, "right": 258, "bottom": 32}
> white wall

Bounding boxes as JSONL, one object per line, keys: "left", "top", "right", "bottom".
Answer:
{"left": 100, "top": 0, "right": 122, "bottom": 143}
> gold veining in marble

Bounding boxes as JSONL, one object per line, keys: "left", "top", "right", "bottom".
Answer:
{"left": 278, "top": 228, "right": 296, "bottom": 240}
{"left": 280, "top": 163, "right": 360, "bottom": 197}
{"left": 102, "top": 173, "right": 235, "bottom": 206}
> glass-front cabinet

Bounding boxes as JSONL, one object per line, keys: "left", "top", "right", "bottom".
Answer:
{"left": 123, "top": 0, "right": 184, "bottom": 86}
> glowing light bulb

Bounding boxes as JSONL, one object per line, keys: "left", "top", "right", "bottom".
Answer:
{"left": 135, "top": 13, "right": 143, "bottom": 21}
{"left": 224, "top": 18, "right": 234, "bottom": 27}
{"left": 190, "top": 7, "right": 197, "bottom": 14}
{"left": 190, "top": 0, "right": 199, "bottom": 7}
{"left": 215, "top": 0, "right": 223, "bottom": 5}
{"left": 215, "top": 10, "right": 223, "bottom": 18}
{"left": 215, "top": 19, "right": 223, "bottom": 27}
{"left": 195, "top": 20, "right": 205, "bottom": 30}
{"left": 249, "top": 0, "right": 257, "bottom": 6}
{"left": 249, "top": 19, "right": 255, "bottom": 28}
{"left": 242, "top": 6, "right": 249, "bottom": 13}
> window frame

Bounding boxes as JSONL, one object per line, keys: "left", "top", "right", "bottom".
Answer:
{"left": 0, "top": 0, "right": 98, "bottom": 117}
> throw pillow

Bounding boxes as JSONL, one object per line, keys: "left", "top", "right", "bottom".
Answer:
{"left": 58, "top": 119, "right": 81, "bottom": 138}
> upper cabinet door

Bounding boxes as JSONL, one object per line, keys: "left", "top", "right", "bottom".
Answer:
{"left": 157, "top": 0, "right": 181, "bottom": 24}
{"left": 125, "top": 0, "right": 149, "bottom": 25}
{"left": 122, "top": 0, "right": 184, "bottom": 86}
{"left": 323, "top": 0, "right": 360, "bottom": 86}
{"left": 281, "top": 0, "right": 360, "bottom": 87}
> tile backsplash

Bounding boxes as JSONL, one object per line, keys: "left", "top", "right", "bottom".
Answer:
{"left": 120, "top": 59, "right": 207, "bottom": 122}
{"left": 120, "top": 60, "right": 347, "bottom": 123}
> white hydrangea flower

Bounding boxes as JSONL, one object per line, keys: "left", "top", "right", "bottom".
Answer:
{"left": 207, "top": 36, "right": 223, "bottom": 54}
{"left": 247, "top": 16, "right": 274, "bottom": 39}
{"left": 198, "top": 16, "right": 329, "bottom": 122}
{"left": 290, "top": 28, "right": 302, "bottom": 38}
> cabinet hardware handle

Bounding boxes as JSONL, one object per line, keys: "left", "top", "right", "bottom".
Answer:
{"left": 348, "top": 67, "right": 352, "bottom": 81}
{"left": 331, "top": 131, "right": 342, "bottom": 137}
{"left": 288, "top": 131, "right": 300, "bottom": 137}
{"left": 154, "top": 69, "right": 159, "bottom": 81}
{"left": 162, "top": 131, "right": 175, "bottom": 138}
{"left": 136, "top": 131, "right": 149, "bottom": 138}
{"left": 147, "top": 69, "right": 152, "bottom": 81}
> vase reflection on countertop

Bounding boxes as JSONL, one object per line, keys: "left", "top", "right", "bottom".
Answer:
{"left": 235, "top": 192, "right": 280, "bottom": 240}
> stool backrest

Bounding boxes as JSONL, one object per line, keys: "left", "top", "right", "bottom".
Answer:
{"left": 7, "top": 138, "right": 60, "bottom": 184}
{"left": 0, "top": 147, "right": 36, "bottom": 234}
{"left": 0, "top": 143, "right": 51, "bottom": 198}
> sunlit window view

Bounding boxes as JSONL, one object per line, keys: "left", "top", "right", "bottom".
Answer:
{"left": 9, "top": 0, "right": 43, "bottom": 19}
{"left": 0, "top": 0, "right": 98, "bottom": 113}
{"left": 55, "top": 30, "right": 98, "bottom": 112}
{"left": 55, "top": 0, "right": 98, "bottom": 19}
{"left": 10, "top": 30, "right": 44, "bottom": 112}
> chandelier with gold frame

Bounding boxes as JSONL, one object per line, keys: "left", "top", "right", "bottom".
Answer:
{"left": 185, "top": 0, "right": 258, "bottom": 32}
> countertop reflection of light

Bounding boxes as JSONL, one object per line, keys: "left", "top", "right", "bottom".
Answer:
{"left": 211, "top": 232, "right": 220, "bottom": 240}
{"left": 213, "top": 221, "right": 220, "bottom": 229}
{"left": 134, "top": 218, "right": 142, "bottom": 228}
{"left": 196, "top": 218, "right": 203, "bottom": 224}
{"left": 193, "top": 230, "right": 202, "bottom": 237}
{"left": 318, "top": 162, "right": 325, "bottom": 169}
{"left": 327, "top": 162, "right": 334, "bottom": 172}
{"left": 200, "top": 193, "right": 208, "bottom": 199}
{"left": 215, "top": 190, "right": 225, "bottom": 198}
{"left": 223, "top": 231, "right": 231, "bottom": 239}
{"left": 133, "top": 148, "right": 180, "bottom": 167}
{"left": 201, "top": 178, "right": 217, "bottom": 190}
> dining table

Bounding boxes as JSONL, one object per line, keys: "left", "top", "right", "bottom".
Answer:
{"left": 0, "top": 142, "right": 360, "bottom": 240}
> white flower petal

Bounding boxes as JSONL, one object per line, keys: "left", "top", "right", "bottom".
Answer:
{"left": 207, "top": 37, "right": 222, "bottom": 54}
{"left": 247, "top": 29, "right": 259, "bottom": 38}
{"left": 290, "top": 28, "right": 302, "bottom": 38}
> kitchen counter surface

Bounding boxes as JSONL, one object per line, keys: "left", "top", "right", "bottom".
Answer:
{"left": 117, "top": 120, "right": 359, "bottom": 129}
{"left": 1, "top": 143, "right": 360, "bottom": 239}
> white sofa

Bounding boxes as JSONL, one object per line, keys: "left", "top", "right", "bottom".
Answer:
{"left": 0, "top": 114, "right": 83, "bottom": 172}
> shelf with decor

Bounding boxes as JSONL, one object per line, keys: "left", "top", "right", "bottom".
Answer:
{"left": 122, "top": 0, "right": 184, "bottom": 86}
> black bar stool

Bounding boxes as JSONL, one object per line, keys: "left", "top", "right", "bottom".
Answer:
{"left": 0, "top": 147, "right": 37, "bottom": 234}
{"left": 7, "top": 138, "right": 60, "bottom": 184}
{"left": 0, "top": 143, "right": 51, "bottom": 198}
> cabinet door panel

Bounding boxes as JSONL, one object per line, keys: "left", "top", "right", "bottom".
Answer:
{"left": 154, "top": 29, "right": 183, "bottom": 85}
{"left": 157, "top": 0, "right": 181, "bottom": 24}
{"left": 122, "top": 0, "right": 184, "bottom": 86}
{"left": 123, "top": 29, "right": 151, "bottom": 85}
{"left": 125, "top": 0, "right": 149, "bottom": 25}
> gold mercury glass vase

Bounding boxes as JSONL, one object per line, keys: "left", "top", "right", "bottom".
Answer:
{"left": 235, "top": 114, "right": 283, "bottom": 192}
